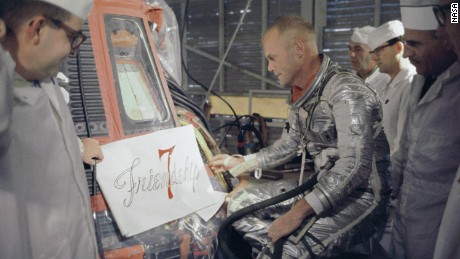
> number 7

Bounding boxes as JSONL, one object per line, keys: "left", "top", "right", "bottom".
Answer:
{"left": 158, "top": 146, "right": 175, "bottom": 199}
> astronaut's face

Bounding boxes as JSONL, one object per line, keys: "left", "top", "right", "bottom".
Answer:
{"left": 263, "top": 29, "right": 301, "bottom": 88}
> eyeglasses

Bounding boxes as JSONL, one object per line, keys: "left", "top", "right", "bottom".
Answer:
{"left": 369, "top": 43, "right": 392, "bottom": 55}
{"left": 43, "top": 15, "right": 87, "bottom": 52}
{"left": 433, "top": 4, "right": 451, "bottom": 27}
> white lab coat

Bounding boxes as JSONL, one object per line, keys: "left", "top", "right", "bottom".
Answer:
{"left": 0, "top": 75, "right": 98, "bottom": 259}
{"left": 380, "top": 62, "right": 416, "bottom": 154}
{"left": 391, "top": 62, "right": 460, "bottom": 259}
{"left": 433, "top": 166, "right": 460, "bottom": 259}
{"left": 0, "top": 45, "right": 15, "bottom": 154}
{"left": 362, "top": 66, "right": 391, "bottom": 99}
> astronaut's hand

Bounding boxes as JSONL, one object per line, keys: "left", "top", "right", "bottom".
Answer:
{"left": 81, "top": 138, "right": 104, "bottom": 165}
{"left": 268, "top": 199, "right": 314, "bottom": 245}
{"left": 209, "top": 154, "right": 244, "bottom": 174}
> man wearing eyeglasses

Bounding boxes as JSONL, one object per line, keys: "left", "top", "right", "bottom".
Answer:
{"left": 367, "top": 20, "right": 416, "bottom": 195}
{"left": 434, "top": 1, "right": 460, "bottom": 56}
{"left": 0, "top": 0, "right": 100, "bottom": 258}
{"left": 432, "top": 1, "right": 460, "bottom": 259}
{"left": 391, "top": 0, "right": 460, "bottom": 258}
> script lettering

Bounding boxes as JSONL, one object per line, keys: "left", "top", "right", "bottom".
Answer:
{"left": 112, "top": 153, "right": 202, "bottom": 207}
{"left": 114, "top": 158, "right": 141, "bottom": 207}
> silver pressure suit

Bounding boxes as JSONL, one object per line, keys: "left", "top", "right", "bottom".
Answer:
{"left": 228, "top": 54, "right": 391, "bottom": 258}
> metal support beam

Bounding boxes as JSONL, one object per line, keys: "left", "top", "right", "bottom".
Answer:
{"left": 180, "top": 1, "right": 188, "bottom": 90}
{"left": 374, "top": 0, "right": 382, "bottom": 26}
{"left": 184, "top": 44, "right": 280, "bottom": 88}
{"left": 314, "top": 0, "right": 327, "bottom": 51}
{"left": 301, "top": 0, "right": 314, "bottom": 24}
{"left": 261, "top": 0, "right": 268, "bottom": 90}
{"left": 219, "top": 0, "right": 225, "bottom": 92}
{"left": 301, "top": 0, "right": 326, "bottom": 50}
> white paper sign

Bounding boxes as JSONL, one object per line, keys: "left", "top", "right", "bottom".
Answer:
{"left": 97, "top": 125, "right": 225, "bottom": 236}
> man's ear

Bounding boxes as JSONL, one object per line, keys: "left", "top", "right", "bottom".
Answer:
{"left": 26, "top": 16, "right": 46, "bottom": 46}
{"left": 294, "top": 39, "right": 304, "bottom": 58}
{"left": 0, "top": 20, "right": 6, "bottom": 39}
{"left": 396, "top": 41, "right": 404, "bottom": 53}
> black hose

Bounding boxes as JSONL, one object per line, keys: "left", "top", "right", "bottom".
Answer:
{"left": 217, "top": 173, "right": 319, "bottom": 259}
{"left": 212, "top": 120, "right": 240, "bottom": 132}
{"left": 171, "top": 92, "right": 211, "bottom": 129}
{"left": 219, "top": 121, "right": 238, "bottom": 149}
{"left": 166, "top": 77, "right": 188, "bottom": 96}
{"left": 168, "top": 81, "right": 212, "bottom": 132}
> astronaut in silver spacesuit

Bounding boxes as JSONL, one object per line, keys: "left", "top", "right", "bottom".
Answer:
{"left": 210, "top": 15, "right": 391, "bottom": 258}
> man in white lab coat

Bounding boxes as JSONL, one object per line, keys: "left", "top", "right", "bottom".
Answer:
{"left": 368, "top": 20, "right": 416, "bottom": 156}
{"left": 432, "top": 1, "right": 460, "bottom": 258}
{"left": 391, "top": 0, "right": 460, "bottom": 258}
{"left": 348, "top": 25, "right": 390, "bottom": 98}
{"left": 0, "top": 0, "right": 102, "bottom": 258}
{"left": 0, "top": 0, "right": 18, "bottom": 155}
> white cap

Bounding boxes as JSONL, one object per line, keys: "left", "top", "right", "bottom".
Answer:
{"left": 368, "top": 20, "right": 405, "bottom": 51}
{"left": 350, "top": 25, "right": 376, "bottom": 45}
{"left": 400, "top": 0, "right": 438, "bottom": 30}
{"left": 39, "top": 0, "right": 93, "bottom": 19}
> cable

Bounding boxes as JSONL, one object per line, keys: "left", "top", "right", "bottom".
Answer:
{"left": 212, "top": 120, "right": 239, "bottom": 133}
{"left": 76, "top": 50, "right": 105, "bottom": 259}
{"left": 219, "top": 121, "right": 239, "bottom": 149}
{"left": 167, "top": 78, "right": 212, "bottom": 132}
{"left": 201, "top": 0, "right": 254, "bottom": 108}
{"left": 180, "top": 0, "right": 241, "bottom": 131}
